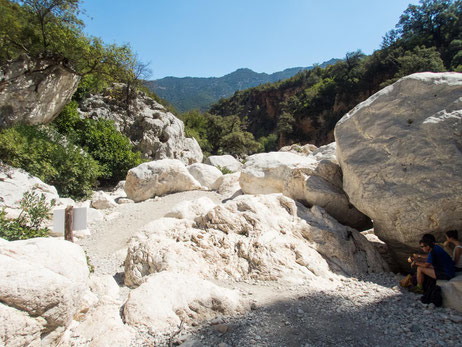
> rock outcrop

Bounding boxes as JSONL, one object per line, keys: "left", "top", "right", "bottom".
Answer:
{"left": 124, "top": 194, "right": 388, "bottom": 288}
{"left": 0, "top": 55, "right": 80, "bottom": 128}
{"left": 123, "top": 271, "right": 248, "bottom": 334}
{"left": 335, "top": 72, "right": 462, "bottom": 266}
{"left": 0, "top": 238, "right": 90, "bottom": 346}
{"left": 124, "top": 159, "right": 202, "bottom": 202}
{"left": 240, "top": 147, "right": 371, "bottom": 230}
{"left": 205, "top": 155, "right": 242, "bottom": 172}
{"left": 78, "top": 85, "right": 202, "bottom": 164}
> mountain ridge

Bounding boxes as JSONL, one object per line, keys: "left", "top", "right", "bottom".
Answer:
{"left": 144, "top": 59, "right": 339, "bottom": 112}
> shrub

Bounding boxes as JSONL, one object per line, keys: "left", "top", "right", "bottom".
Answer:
{"left": 0, "top": 190, "right": 55, "bottom": 241}
{"left": 0, "top": 124, "right": 101, "bottom": 200}
{"left": 54, "top": 101, "right": 143, "bottom": 185}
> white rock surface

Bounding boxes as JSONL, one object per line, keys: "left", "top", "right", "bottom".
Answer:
{"left": 0, "top": 238, "right": 89, "bottom": 346}
{"left": 187, "top": 163, "right": 223, "bottom": 190}
{"left": 240, "top": 148, "right": 370, "bottom": 230}
{"left": 124, "top": 159, "right": 202, "bottom": 202}
{"left": 205, "top": 155, "right": 242, "bottom": 173}
{"left": 0, "top": 302, "right": 42, "bottom": 347}
{"left": 0, "top": 164, "right": 60, "bottom": 210}
{"left": 78, "top": 84, "right": 203, "bottom": 164}
{"left": 335, "top": 72, "right": 462, "bottom": 264}
{"left": 165, "top": 196, "right": 217, "bottom": 220}
{"left": 240, "top": 152, "right": 318, "bottom": 194}
{"left": 91, "top": 190, "right": 118, "bottom": 209}
{"left": 439, "top": 273, "right": 462, "bottom": 312}
{"left": 123, "top": 271, "right": 248, "bottom": 334}
{"left": 64, "top": 297, "right": 134, "bottom": 347}
{"left": 124, "top": 194, "right": 388, "bottom": 288}
{"left": 215, "top": 172, "right": 242, "bottom": 198}
{"left": 0, "top": 54, "right": 80, "bottom": 127}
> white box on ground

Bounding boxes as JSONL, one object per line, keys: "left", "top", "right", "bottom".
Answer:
{"left": 52, "top": 207, "right": 88, "bottom": 236}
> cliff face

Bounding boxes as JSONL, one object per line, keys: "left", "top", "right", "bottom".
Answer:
{"left": 0, "top": 55, "right": 80, "bottom": 128}
{"left": 210, "top": 69, "right": 382, "bottom": 147}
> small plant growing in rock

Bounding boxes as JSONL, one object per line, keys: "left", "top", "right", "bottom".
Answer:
{"left": 0, "top": 190, "right": 55, "bottom": 241}
{"left": 217, "top": 165, "right": 233, "bottom": 175}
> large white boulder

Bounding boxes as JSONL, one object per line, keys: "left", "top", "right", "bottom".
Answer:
{"left": 0, "top": 55, "right": 80, "bottom": 128}
{"left": 124, "top": 159, "right": 202, "bottom": 202}
{"left": 205, "top": 155, "right": 242, "bottom": 173}
{"left": 335, "top": 72, "right": 462, "bottom": 265}
{"left": 123, "top": 271, "right": 248, "bottom": 334}
{"left": 78, "top": 85, "right": 203, "bottom": 164}
{"left": 240, "top": 152, "right": 318, "bottom": 194}
{"left": 240, "top": 148, "right": 370, "bottom": 230}
{"left": 0, "top": 164, "right": 60, "bottom": 210}
{"left": 187, "top": 163, "right": 223, "bottom": 190}
{"left": 439, "top": 273, "right": 462, "bottom": 313}
{"left": 124, "top": 194, "right": 388, "bottom": 288}
{"left": 0, "top": 238, "right": 90, "bottom": 346}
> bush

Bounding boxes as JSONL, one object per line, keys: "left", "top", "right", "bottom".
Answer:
{"left": 0, "top": 190, "right": 55, "bottom": 241}
{"left": 54, "top": 101, "right": 143, "bottom": 185}
{"left": 0, "top": 124, "right": 101, "bottom": 200}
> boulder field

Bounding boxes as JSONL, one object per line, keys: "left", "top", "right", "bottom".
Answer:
{"left": 1, "top": 72, "right": 462, "bottom": 345}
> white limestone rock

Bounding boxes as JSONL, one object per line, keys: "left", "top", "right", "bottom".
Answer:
{"left": 124, "top": 194, "right": 388, "bottom": 288}
{"left": 279, "top": 143, "right": 318, "bottom": 155}
{"left": 215, "top": 172, "right": 242, "bottom": 198}
{"left": 0, "top": 238, "right": 90, "bottom": 346}
{"left": 165, "top": 196, "right": 217, "bottom": 220}
{"left": 64, "top": 297, "right": 134, "bottom": 347}
{"left": 187, "top": 163, "right": 223, "bottom": 190}
{"left": 0, "top": 302, "right": 42, "bottom": 347}
{"left": 0, "top": 163, "right": 60, "bottom": 210}
{"left": 78, "top": 85, "right": 203, "bottom": 164}
{"left": 335, "top": 72, "right": 462, "bottom": 265}
{"left": 240, "top": 152, "right": 318, "bottom": 194}
{"left": 205, "top": 155, "right": 242, "bottom": 173}
{"left": 0, "top": 55, "right": 80, "bottom": 128}
{"left": 439, "top": 273, "right": 462, "bottom": 312}
{"left": 91, "top": 191, "right": 118, "bottom": 209}
{"left": 123, "top": 271, "right": 248, "bottom": 334}
{"left": 124, "top": 159, "right": 202, "bottom": 202}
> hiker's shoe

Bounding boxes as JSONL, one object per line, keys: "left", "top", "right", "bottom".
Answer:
{"left": 409, "top": 285, "right": 424, "bottom": 294}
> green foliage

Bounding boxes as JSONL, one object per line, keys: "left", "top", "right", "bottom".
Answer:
{"left": 179, "top": 110, "right": 262, "bottom": 156}
{"left": 257, "top": 133, "right": 278, "bottom": 152}
{"left": 0, "top": 124, "right": 101, "bottom": 199}
{"left": 216, "top": 166, "right": 233, "bottom": 175}
{"left": 53, "top": 101, "right": 143, "bottom": 185}
{"left": 0, "top": 190, "right": 55, "bottom": 241}
{"left": 209, "top": 0, "right": 462, "bottom": 148}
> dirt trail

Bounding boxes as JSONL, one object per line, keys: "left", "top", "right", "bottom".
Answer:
{"left": 77, "top": 190, "right": 223, "bottom": 276}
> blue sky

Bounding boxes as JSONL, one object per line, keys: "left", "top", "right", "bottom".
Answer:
{"left": 80, "top": 0, "right": 419, "bottom": 79}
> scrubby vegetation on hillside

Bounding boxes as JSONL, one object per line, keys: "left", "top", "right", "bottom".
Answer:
{"left": 206, "top": 0, "right": 462, "bottom": 149}
{"left": 0, "top": 0, "right": 150, "bottom": 199}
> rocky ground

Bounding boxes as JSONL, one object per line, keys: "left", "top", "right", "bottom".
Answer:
{"left": 77, "top": 191, "right": 462, "bottom": 347}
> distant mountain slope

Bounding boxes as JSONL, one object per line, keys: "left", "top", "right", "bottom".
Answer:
{"left": 144, "top": 59, "right": 339, "bottom": 113}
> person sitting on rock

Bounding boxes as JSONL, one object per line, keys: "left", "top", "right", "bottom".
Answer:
{"left": 410, "top": 238, "right": 455, "bottom": 294}
{"left": 408, "top": 233, "right": 437, "bottom": 264}
{"left": 445, "top": 230, "right": 462, "bottom": 272}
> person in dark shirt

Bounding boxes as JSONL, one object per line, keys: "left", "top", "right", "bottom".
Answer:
{"left": 410, "top": 238, "right": 455, "bottom": 293}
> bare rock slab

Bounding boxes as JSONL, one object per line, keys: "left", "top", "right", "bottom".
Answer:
{"left": 123, "top": 271, "right": 248, "bottom": 334}
{"left": 335, "top": 72, "right": 462, "bottom": 265}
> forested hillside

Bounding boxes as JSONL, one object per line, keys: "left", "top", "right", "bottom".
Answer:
{"left": 145, "top": 59, "right": 339, "bottom": 113}
{"left": 206, "top": 0, "right": 462, "bottom": 149}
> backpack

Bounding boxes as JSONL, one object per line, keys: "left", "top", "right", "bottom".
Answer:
{"left": 420, "top": 281, "right": 443, "bottom": 307}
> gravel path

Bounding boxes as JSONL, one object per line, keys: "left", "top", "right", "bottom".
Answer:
{"left": 76, "top": 191, "right": 462, "bottom": 347}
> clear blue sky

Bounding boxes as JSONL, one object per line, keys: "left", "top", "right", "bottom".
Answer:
{"left": 80, "top": 0, "right": 418, "bottom": 79}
